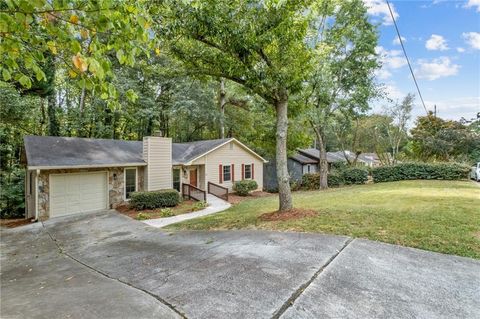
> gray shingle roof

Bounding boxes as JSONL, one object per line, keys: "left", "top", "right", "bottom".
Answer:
{"left": 172, "top": 138, "right": 232, "bottom": 164}
{"left": 289, "top": 153, "right": 318, "bottom": 164}
{"left": 298, "top": 148, "right": 348, "bottom": 163}
{"left": 24, "top": 136, "right": 236, "bottom": 168}
{"left": 24, "top": 136, "right": 145, "bottom": 168}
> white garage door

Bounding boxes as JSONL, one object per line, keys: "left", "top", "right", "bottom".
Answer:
{"left": 50, "top": 172, "right": 108, "bottom": 217}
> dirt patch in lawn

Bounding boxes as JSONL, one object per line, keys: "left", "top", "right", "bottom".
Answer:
{"left": 259, "top": 208, "right": 318, "bottom": 222}
{"left": 116, "top": 200, "right": 197, "bottom": 220}
{"left": 0, "top": 218, "right": 35, "bottom": 228}
{"left": 228, "top": 191, "right": 274, "bottom": 205}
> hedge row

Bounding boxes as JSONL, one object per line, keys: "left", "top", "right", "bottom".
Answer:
{"left": 301, "top": 168, "right": 368, "bottom": 190}
{"left": 233, "top": 180, "right": 258, "bottom": 196}
{"left": 371, "top": 162, "right": 470, "bottom": 183}
{"left": 129, "top": 189, "right": 180, "bottom": 210}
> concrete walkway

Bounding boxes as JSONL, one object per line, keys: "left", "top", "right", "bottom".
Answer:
{"left": 142, "top": 194, "right": 231, "bottom": 228}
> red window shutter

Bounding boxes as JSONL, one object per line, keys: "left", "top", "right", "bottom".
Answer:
{"left": 231, "top": 164, "right": 235, "bottom": 182}
{"left": 251, "top": 163, "right": 254, "bottom": 179}
{"left": 241, "top": 164, "right": 245, "bottom": 180}
{"left": 219, "top": 164, "right": 223, "bottom": 183}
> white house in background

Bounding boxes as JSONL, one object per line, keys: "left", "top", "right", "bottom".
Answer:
{"left": 23, "top": 136, "right": 266, "bottom": 220}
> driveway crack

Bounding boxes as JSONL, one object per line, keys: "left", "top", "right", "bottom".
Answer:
{"left": 41, "top": 222, "right": 188, "bottom": 319}
{"left": 271, "top": 238, "right": 354, "bottom": 319}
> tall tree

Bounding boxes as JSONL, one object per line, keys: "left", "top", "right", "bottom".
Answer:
{"left": 158, "top": 0, "right": 317, "bottom": 211}
{"left": 303, "top": 0, "right": 379, "bottom": 189}
{"left": 383, "top": 93, "right": 413, "bottom": 164}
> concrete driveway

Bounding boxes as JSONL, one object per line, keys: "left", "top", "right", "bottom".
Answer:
{"left": 1, "top": 211, "right": 479, "bottom": 319}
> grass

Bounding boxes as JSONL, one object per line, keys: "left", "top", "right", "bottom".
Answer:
{"left": 166, "top": 180, "right": 480, "bottom": 259}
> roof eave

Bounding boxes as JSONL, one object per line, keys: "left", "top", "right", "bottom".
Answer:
{"left": 27, "top": 162, "right": 147, "bottom": 170}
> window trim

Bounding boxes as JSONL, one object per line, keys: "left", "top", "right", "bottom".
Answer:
{"left": 244, "top": 164, "right": 252, "bottom": 179}
{"left": 172, "top": 168, "right": 181, "bottom": 192}
{"left": 223, "top": 165, "right": 231, "bottom": 182}
{"left": 124, "top": 167, "right": 138, "bottom": 201}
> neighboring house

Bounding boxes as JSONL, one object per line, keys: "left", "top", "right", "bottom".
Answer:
{"left": 264, "top": 148, "right": 381, "bottom": 190}
{"left": 23, "top": 135, "right": 266, "bottom": 220}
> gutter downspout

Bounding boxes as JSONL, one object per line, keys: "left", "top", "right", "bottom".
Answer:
{"left": 35, "top": 169, "right": 40, "bottom": 221}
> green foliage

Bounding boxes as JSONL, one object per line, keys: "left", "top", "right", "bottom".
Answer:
{"left": 340, "top": 168, "right": 369, "bottom": 185}
{"left": 301, "top": 173, "right": 344, "bottom": 190}
{"left": 233, "top": 180, "right": 258, "bottom": 196}
{"left": 327, "top": 173, "right": 344, "bottom": 188}
{"left": 0, "top": 166, "right": 25, "bottom": 218}
{"left": 372, "top": 163, "right": 470, "bottom": 183}
{"left": 160, "top": 208, "right": 174, "bottom": 217}
{"left": 192, "top": 201, "right": 208, "bottom": 211}
{"left": 129, "top": 189, "right": 180, "bottom": 210}
{"left": 136, "top": 212, "right": 150, "bottom": 220}
{"left": 1, "top": 0, "right": 153, "bottom": 101}
{"left": 410, "top": 113, "right": 480, "bottom": 162}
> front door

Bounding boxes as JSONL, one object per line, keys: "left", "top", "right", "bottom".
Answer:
{"left": 189, "top": 169, "right": 197, "bottom": 187}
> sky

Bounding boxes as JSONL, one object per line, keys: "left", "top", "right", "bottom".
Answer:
{"left": 364, "top": 0, "right": 480, "bottom": 122}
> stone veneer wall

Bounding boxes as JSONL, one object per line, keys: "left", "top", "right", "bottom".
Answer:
{"left": 37, "top": 166, "right": 145, "bottom": 219}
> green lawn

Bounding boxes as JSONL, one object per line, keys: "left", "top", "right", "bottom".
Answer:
{"left": 166, "top": 180, "right": 480, "bottom": 259}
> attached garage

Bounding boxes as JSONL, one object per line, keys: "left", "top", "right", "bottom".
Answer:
{"left": 50, "top": 172, "right": 108, "bottom": 217}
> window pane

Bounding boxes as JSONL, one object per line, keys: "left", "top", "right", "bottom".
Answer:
{"left": 173, "top": 169, "right": 180, "bottom": 192}
{"left": 223, "top": 165, "right": 231, "bottom": 181}
{"left": 125, "top": 169, "right": 136, "bottom": 199}
{"left": 244, "top": 165, "right": 251, "bottom": 179}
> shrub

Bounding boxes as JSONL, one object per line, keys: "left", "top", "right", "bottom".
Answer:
{"left": 327, "top": 174, "right": 344, "bottom": 188}
{"left": 160, "top": 208, "right": 174, "bottom": 217}
{"left": 0, "top": 167, "right": 25, "bottom": 219}
{"left": 136, "top": 212, "right": 150, "bottom": 220}
{"left": 129, "top": 189, "right": 180, "bottom": 210}
{"left": 301, "top": 173, "right": 345, "bottom": 190}
{"left": 340, "top": 168, "right": 369, "bottom": 185}
{"left": 371, "top": 162, "right": 470, "bottom": 183}
{"left": 192, "top": 201, "right": 208, "bottom": 211}
{"left": 233, "top": 180, "right": 258, "bottom": 196}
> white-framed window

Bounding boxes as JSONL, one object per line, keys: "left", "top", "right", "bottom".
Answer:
{"left": 172, "top": 168, "right": 181, "bottom": 192}
{"left": 223, "top": 165, "right": 231, "bottom": 182}
{"left": 124, "top": 168, "right": 137, "bottom": 200}
{"left": 244, "top": 164, "right": 252, "bottom": 179}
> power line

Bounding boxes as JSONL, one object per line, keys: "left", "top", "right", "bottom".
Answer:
{"left": 386, "top": 0, "right": 429, "bottom": 116}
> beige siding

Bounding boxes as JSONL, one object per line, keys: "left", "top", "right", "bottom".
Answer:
{"left": 204, "top": 141, "right": 264, "bottom": 191}
{"left": 144, "top": 137, "right": 172, "bottom": 191}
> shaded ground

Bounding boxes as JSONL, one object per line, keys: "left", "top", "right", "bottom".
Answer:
{"left": 0, "top": 217, "right": 34, "bottom": 228}
{"left": 1, "top": 211, "right": 479, "bottom": 319}
{"left": 168, "top": 180, "right": 480, "bottom": 259}
{"left": 227, "top": 190, "right": 274, "bottom": 205}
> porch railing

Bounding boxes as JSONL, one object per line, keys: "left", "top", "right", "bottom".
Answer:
{"left": 182, "top": 183, "right": 206, "bottom": 202}
{"left": 207, "top": 182, "right": 229, "bottom": 201}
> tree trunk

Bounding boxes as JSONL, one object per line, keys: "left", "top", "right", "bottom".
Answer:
{"left": 218, "top": 78, "right": 226, "bottom": 139}
{"left": 274, "top": 96, "right": 293, "bottom": 212}
{"left": 314, "top": 128, "right": 328, "bottom": 189}
{"left": 47, "top": 90, "right": 60, "bottom": 136}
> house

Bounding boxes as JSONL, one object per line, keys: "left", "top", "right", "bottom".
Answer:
{"left": 263, "top": 148, "right": 381, "bottom": 191}
{"left": 23, "top": 135, "right": 266, "bottom": 220}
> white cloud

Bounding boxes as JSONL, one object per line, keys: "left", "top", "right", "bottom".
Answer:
{"left": 425, "top": 34, "right": 449, "bottom": 51}
{"left": 464, "top": 0, "right": 480, "bottom": 12}
{"left": 374, "top": 46, "right": 407, "bottom": 80}
{"left": 456, "top": 47, "right": 466, "bottom": 53}
{"left": 423, "top": 97, "right": 480, "bottom": 120}
{"left": 363, "top": 0, "right": 399, "bottom": 25}
{"left": 463, "top": 32, "right": 480, "bottom": 50}
{"left": 415, "top": 57, "right": 460, "bottom": 81}
{"left": 384, "top": 83, "right": 404, "bottom": 100}
{"left": 392, "top": 36, "right": 406, "bottom": 45}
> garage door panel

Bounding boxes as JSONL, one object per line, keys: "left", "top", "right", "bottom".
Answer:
{"left": 50, "top": 172, "right": 108, "bottom": 217}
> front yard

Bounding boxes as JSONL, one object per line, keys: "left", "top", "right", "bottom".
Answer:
{"left": 167, "top": 180, "right": 480, "bottom": 259}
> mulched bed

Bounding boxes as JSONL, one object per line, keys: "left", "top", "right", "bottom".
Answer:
{"left": 259, "top": 208, "right": 318, "bottom": 222}
{"left": 228, "top": 191, "right": 274, "bottom": 204}
{"left": 116, "top": 200, "right": 197, "bottom": 219}
{"left": 0, "top": 218, "right": 35, "bottom": 228}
